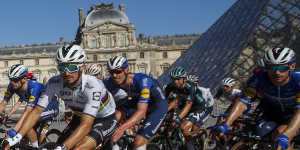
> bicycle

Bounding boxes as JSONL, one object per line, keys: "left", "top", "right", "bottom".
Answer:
{"left": 110, "top": 121, "right": 160, "bottom": 150}
{"left": 229, "top": 118, "right": 300, "bottom": 150}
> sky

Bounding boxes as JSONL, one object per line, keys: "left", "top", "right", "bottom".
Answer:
{"left": 0, "top": 0, "right": 237, "bottom": 46}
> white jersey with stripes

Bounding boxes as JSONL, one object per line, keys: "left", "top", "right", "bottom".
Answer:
{"left": 37, "top": 74, "right": 115, "bottom": 118}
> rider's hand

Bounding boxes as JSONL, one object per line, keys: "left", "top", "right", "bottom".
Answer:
{"left": 54, "top": 144, "right": 68, "bottom": 150}
{"left": 112, "top": 127, "right": 125, "bottom": 142}
{"left": 7, "top": 129, "right": 17, "bottom": 138}
{"left": 277, "top": 134, "right": 289, "bottom": 150}
{"left": 174, "top": 117, "right": 182, "bottom": 125}
{"left": 217, "top": 124, "right": 229, "bottom": 134}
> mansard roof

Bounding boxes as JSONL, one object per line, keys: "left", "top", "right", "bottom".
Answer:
{"left": 0, "top": 43, "right": 63, "bottom": 55}
{"left": 85, "top": 3, "right": 130, "bottom": 28}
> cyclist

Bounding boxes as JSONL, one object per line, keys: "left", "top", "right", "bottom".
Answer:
{"left": 253, "top": 58, "right": 265, "bottom": 74}
{"left": 165, "top": 66, "right": 214, "bottom": 149}
{"left": 187, "top": 74, "right": 199, "bottom": 86}
{"left": 2, "top": 44, "right": 117, "bottom": 150}
{"left": 1, "top": 72, "right": 37, "bottom": 125}
{"left": 0, "top": 64, "right": 58, "bottom": 148}
{"left": 86, "top": 63, "right": 103, "bottom": 80}
{"left": 214, "top": 78, "right": 242, "bottom": 122}
{"left": 217, "top": 47, "right": 300, "bottom": 150}
{"left": 104, "top": 56, "right": 168, "bottom": 150}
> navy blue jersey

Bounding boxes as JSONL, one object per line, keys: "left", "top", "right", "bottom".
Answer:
{"left": 4, "top": 80, "right": 58, "bottom": 112}
{"left": 104, "top": 73, "right": 167, "bottom": 112}
{"left": 241, "top": 70, "right": 300, "bottom": 113}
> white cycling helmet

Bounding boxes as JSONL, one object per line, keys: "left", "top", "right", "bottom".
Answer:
{"left": 264, "top": 47, "right": 296, "bottom": 65}
{"left": 56, "top": 44, "right": 86, "bottom": 64}
{"left": 256, "top": 58, "right": 265, "bottom": 68}
{"left": 107, "top": 56, "right": 128, "bottom": 70}
{"left": 187, "top": 75, "right": 199, "bottom": 83}
{"left": 221, "top": 77, "right": 236, "bottom": 87}
{"left": 86, "top": 64, "right": 102, "bottom": 75}
{"left": 8, "top": 64, "right": 28, "bottom": 80}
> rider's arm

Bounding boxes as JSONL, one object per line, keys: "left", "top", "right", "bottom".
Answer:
{"left": 63, "top": 114, "right": 95, "bottom": 149}
{"left": 0, "top": 88, "right": 14, "bottom": 115}
{"left": 119, "top": 102, "right": 148, "bottom": 131}
{"left": 13, "top": 105, "right": 33, "bottom": 131}
{"left": 178, "top": 101, "right": 192, "bottom": 119}
{"left": 282, "top": 109, "right": 300, "bottom": 139}
{"left": 7, "top": 101, "right": 22, "bottom": 118}
{"left": 225, "top": 87, "right": 257, "bottom": 126}
{"left": 224, "top": 100, "right": 247, "bottom": 126}
{"left": 0, "top": 101, "right": 8, "bottom": 115}
{"left": 168, "top": 98, "right": 178, "bottom": 111}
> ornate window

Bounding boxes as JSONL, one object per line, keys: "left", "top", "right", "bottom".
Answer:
{"left": 88, "top": 38, "right": 97, "bottom": 48}
{"left": 138, "top": 63, "right": 147, "bottom": 74}
{"left": 4, "top": 61, "right": 8, "bottom": 67}
{"left": 35, "top": 59, "right": 39, "bottom": 65}
{"left": 140, "top": 52, "right": 144, "bottom": 58}
{"left": 160, "top": 63, "right": 170, "bottom": 72}
{"left": 163, "top": 52, "right": 168, "bottom": 58}
{"left": 93, "top": 55, "right": 97, "bottom": 62}
{"left": 122, "top": 53, "right": 127, "bottom": 58}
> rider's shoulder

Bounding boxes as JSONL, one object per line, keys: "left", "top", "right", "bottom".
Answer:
{"left": 290, "top": 70, "right": 300, "bottom": 82}
{"left": 82, "top": 74, "right": 105, "bottom": 89}
{"left": 133, "top": 73, "right": 153, "bottom": 86}
{"left": 47, "top": 75, "right": 63, "bottom": 85}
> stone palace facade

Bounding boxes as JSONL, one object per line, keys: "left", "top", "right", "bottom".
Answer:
{"left": 0, "top": 3, "right": 200, "bottom": 107}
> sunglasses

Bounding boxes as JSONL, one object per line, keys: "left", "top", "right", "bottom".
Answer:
{"left": 109, "top": 69, "right": 124, "bottom": 75}
{"left": 57, "top": 64, "right": 82, "bottom": 73}
{"left": 171, "top": 77, "right": 181, "bottom": 80}
{"left": 10, "top": 78, "right": 21, "bottom": 82}
{"left": 266, "top": 66, "right": 290, "bottom": 72}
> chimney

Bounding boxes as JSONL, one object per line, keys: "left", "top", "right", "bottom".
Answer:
{"left": 79, "top": 8, "right": 84, "bottom": 27}
{"left": 139, "top": 33, "right": 144, "bottom": 39}
{"left": 119, "top": 4, "right": 125, "bottom": 13}
{"left": 59, "top": 37, "right": 64, "bottom": 43}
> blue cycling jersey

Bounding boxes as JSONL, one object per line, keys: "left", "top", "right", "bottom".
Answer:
{"left": 104, "top": 73, "right": 167, "bottom": 112}
{"left": 4, "top": 80, "right": 58, "bottom": 112}
{"left": 241, "top": 70, "right": 300, "bottom": 113}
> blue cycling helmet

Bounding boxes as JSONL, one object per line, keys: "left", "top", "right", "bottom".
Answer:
{"left": 107, "top": 56, "right": 128, "bottom": 70}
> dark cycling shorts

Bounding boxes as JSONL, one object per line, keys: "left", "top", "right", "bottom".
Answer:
{"left": 119, "top": 99, "right": 168, "bottom": 139}
{"left": 183, "top": 106, "right": 213, "bottom": 127}
{"left": 57, "top": 113, "right": 117, "bottom": 146}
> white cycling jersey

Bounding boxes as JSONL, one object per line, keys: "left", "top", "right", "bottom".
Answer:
{"left": 37, "top": 74, "right": 115, "bottom": 118}
{"left": 197, "top": 86, "right": 215, "bottom": 108}
{"left": 223, "top": 89, "right": 242, "bottom": 101}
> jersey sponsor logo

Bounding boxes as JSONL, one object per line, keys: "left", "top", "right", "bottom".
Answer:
{"left": 244, "top": 87, "right": 256, "bottom": 99}
{"left": 93, "top": 92, "right": 101, "bottom": 101}
{"left": 28, "top": 96, "right": 35, "bottom": 103}
{"left": 140, "top": 88, "right": 150, "bottom": 99}
{"left": 60, "top": 91, "right": 72, "bottom": 96}
{"left": 142, "top": 78, "right": 148, "bottom": 87}
{"left": 4, "top": 91, "right": 11, "bottom": 97}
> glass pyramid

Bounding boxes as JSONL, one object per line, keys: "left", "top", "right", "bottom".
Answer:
{"left": 158, "top": 0, "right": 300, "bottom": 94}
